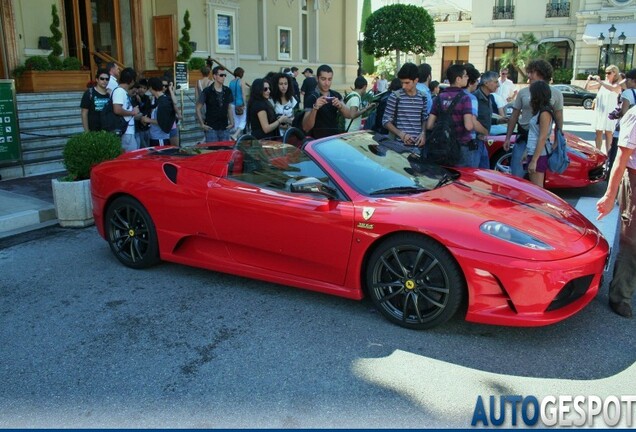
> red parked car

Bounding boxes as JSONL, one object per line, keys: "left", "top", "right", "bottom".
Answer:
{"left": 486, "top": 131, "right": 607, "bottom": 188}
{"left": 91, "top": 131, "right": 609, "bottom": 329}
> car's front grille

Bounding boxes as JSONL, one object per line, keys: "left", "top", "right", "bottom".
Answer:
{"left": 545, "top": 275, "right": 594, "bottom": 311}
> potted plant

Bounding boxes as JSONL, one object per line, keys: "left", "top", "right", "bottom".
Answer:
{"left": 188, "top": 56, "right": 207, "bottom": 87}
{"left": 52, "top": 131, "right": 122, "bottom": 227}
{"left": 13, "top": 4, "right": 90, "bottom": 92}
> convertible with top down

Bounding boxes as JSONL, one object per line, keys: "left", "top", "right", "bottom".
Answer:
{"left": 91, "top": 130, "right": 609, "bottom": 329}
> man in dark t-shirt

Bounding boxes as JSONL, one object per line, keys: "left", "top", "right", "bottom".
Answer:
{"left": 196, "top": 66, "right": 235, "bottom": 142}
{"left": 300, "top": 68, "right": 317, "bottom": 104}
{"left": 302, "top": 64, "right": 353, "bottom": 139}
{"left": 80, "top": 68, "right": 111, "bottom": 131}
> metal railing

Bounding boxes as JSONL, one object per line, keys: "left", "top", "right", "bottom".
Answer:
{"left": 546, "top": 2, "right": 570, "bottom": 18}
{"left": 492, "top": 5, "right": 515, "bottom": 20}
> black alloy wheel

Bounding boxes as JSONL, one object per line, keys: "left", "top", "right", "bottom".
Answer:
{"left": 105, "top": 196, "right": 160, "bottom": 269}
{"left": 366, "top": 234, "right": 465, "bottom": 329}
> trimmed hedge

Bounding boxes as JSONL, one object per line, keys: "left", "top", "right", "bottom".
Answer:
{"left": 63, "top": 131, "right": 123, "bottom": 181}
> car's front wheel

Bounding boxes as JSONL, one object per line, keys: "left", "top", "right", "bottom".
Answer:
{"left": 105, "top": 196, "right": 160, "bottom": 269}
{"left": 583, "top": 98, "right": 594, "bottom": 110}
{"left": 492, "top": 150, "right": 513, "bottom": 175}
{"left": 366, "top": 234, "right": 465, "bottom": 329}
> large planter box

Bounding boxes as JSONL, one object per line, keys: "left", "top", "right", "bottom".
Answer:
{"left": 51, "top": 178, "right": 94, "bottom": 227}
{"left": 16, "top": 70, "right": 92, "bottom": 93}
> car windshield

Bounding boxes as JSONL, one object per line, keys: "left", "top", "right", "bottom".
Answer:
{"left": 313, "top": 132, "right": 456, "bottom": 196}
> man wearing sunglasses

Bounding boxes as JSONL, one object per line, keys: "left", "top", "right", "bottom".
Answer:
{"left": 80, "top": 68, "right": 111, "bottom": 131}
{"left": 196, "top": 66, "right": 235, "bottom": 142}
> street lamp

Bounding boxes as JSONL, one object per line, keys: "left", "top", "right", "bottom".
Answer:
{"left": 598, "top": 24, "right": 626, "bottom": 69}
{"left": 357, "top": 32, "right": 364, "bottom": 77}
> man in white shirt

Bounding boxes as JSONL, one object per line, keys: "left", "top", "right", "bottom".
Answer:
{"left": 112, "top": 67, "right": 140, "bottom": 152}
{"left": 496, "top": 68, "right": 518, "bottom": 103}
{"left": 106, "top": 62, "right": 120, "bottom": 94}
{"left": 377, "top": 74, "right": 388, "bottom": 93}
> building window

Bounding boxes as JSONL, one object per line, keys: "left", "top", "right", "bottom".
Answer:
{"left": 441, "top": 46, "right": 469, "bottom": 78}
{"left": 543, "top": 41, "right": 572, "bottom": 69}
{"left": 599, "top": 44, "right": 634, "bottom": 72}
{"left": 493, "top": 0, "right": 514, "bottom": 19}
{"left": 546, "top": 1, "right": 570, "bottom": 17}
{"left": 486, "top": 42, "right": 518, "bottom": 82}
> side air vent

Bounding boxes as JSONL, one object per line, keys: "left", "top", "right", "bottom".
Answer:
{"left": 163, "top": 163, "right": 178, "bottom": 184}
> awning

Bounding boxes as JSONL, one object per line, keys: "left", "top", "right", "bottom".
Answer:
{"left": 583, "top": 23, "right": 636, "bottom": 45}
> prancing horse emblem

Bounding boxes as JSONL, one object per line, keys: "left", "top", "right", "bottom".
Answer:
{"left": 362, "top": 207, "right": 375, "bottom": 221}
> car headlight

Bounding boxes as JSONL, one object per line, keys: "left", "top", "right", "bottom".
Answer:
{"left": 480, "top": 221, "right": 553, "bottom": 250}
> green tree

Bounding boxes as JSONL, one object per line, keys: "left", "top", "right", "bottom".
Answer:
{"left": 360, "top": 0, "right": 375, "bottom": 74}
{"left": 499, "top": 33, "right": 559, "bottom": 82}
{"left": 48, "top": 4, "right": 63, "bottom": 70}
{"left": 176, "top": 10, "right": 192, "bottom": 62}
{"left": 363, "top": 4, "right": 435, "bottom": 71}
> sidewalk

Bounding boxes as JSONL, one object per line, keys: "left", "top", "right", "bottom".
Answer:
{"left": 0, "top": 171, "right": 63, "bottom": 239}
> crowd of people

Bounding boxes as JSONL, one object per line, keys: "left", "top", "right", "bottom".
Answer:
{"left": 78, "top": 59, "right": 636, "bottom": 318}
{"left": 80, "top": 62, "right": 181, "bottom": 149}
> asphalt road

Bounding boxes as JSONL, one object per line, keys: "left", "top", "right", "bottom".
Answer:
{"left": 0, "top": 107, "right": 634, "bottom": 428}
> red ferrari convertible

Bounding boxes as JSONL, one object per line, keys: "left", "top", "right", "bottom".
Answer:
{"left": 91, "top": 131, "right": 609, "bottom": 329}
{"left": 486, "top": 131, "right": 607, "bottom": 188}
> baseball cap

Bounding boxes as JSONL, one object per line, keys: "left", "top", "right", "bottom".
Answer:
{"left": 302, "top": 68, "right": 313, "bottom": 74}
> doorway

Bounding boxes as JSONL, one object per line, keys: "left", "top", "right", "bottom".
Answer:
{"left": 63, "top": 0, "right": 135, "bottom": 74}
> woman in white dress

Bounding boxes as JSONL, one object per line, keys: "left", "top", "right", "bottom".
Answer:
{"left": 586, "top": 64, "right": 622, "bottom": 153}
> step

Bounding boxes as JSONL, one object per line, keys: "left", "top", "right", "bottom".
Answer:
{"left": 0, "top": 189, "right": 57, "bottom": 238}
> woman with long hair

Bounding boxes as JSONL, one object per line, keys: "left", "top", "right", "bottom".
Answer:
{"left": 586, "top": 64, "right": 622, "bottom": 153}
{"left": 271, "top": 73, "right": 298, "bottom": 135}
{"left": 247, "top": 78, "right": 292, "bottom": 139}
{"left": 526, "top": 80, "right": 554, "bottom": 187}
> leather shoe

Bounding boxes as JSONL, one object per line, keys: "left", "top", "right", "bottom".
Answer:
{"left": 609, "top": 301, "right": 633, "bottom": 318}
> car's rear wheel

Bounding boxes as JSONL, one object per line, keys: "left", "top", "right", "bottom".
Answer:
{"left": 493, "top": 150, "right": 513, "bottom": 175}
{"left": 583, "top": 98, "right": 594, "bottom": 110}
{"left": 366, "top": 234, "right": 465, "bottom": 329}
{"left": 105, "top": 196, "right": 159, "bottom": 269}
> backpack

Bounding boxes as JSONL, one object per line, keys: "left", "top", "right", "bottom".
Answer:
{"left": 101, "top": 88, "right": 130, "bottom": 135}
{"left": 155, "top": 94, "right": 176, "bottom": 134}
{"left": 546, "top": 129, "right": 569, "bottom": 174}
{"left": 425, "top": 92, "right": 464, "bottom": 166}
{"left": 540, "top": 109, "right": 570, "bottom": 174}
{"left": 337, "top": 92, "right": 361, "bottom": 133}
{"left": 364, "top": 91, "right": 391, "bottom": 134}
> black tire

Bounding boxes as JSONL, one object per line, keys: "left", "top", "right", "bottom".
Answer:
{"left": 583, "top": 98, "right": 593, "bottom": 110}
{"left": 365, "top": 234, "right": 465, "bottom": 329}
{"left": 105, "top": 196, "right": 160, "bottom": 269}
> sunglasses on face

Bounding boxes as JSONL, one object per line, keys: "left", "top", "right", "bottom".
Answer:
{"left": 98, "top": 76, "right": 109, "bottom": 81}
{"left": 218, "top": 73, "right": 227, "bottom": 77}
{"left": 263, "top": 87, "right": 271, "bottom": 91}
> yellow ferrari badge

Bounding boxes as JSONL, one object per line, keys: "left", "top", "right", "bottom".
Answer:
{"left": 362, "top": 207, "right": 375, "bottom": 221}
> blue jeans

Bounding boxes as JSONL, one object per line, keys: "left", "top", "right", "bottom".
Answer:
{"left": 456, "top": 143, "right": 480, "bottom": 168}
{"left": 477, "top": 139, "right": 490, "bottom": 169}
{"left": 205, "top": 129, "right": 230, "bottom": 143}
{"left": 511, "top": 141, "right": 527, "bottom": 178}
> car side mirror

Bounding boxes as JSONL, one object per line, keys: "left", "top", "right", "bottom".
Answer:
{"left": 290, "top": 177, "right": 337, "bottom": 199}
